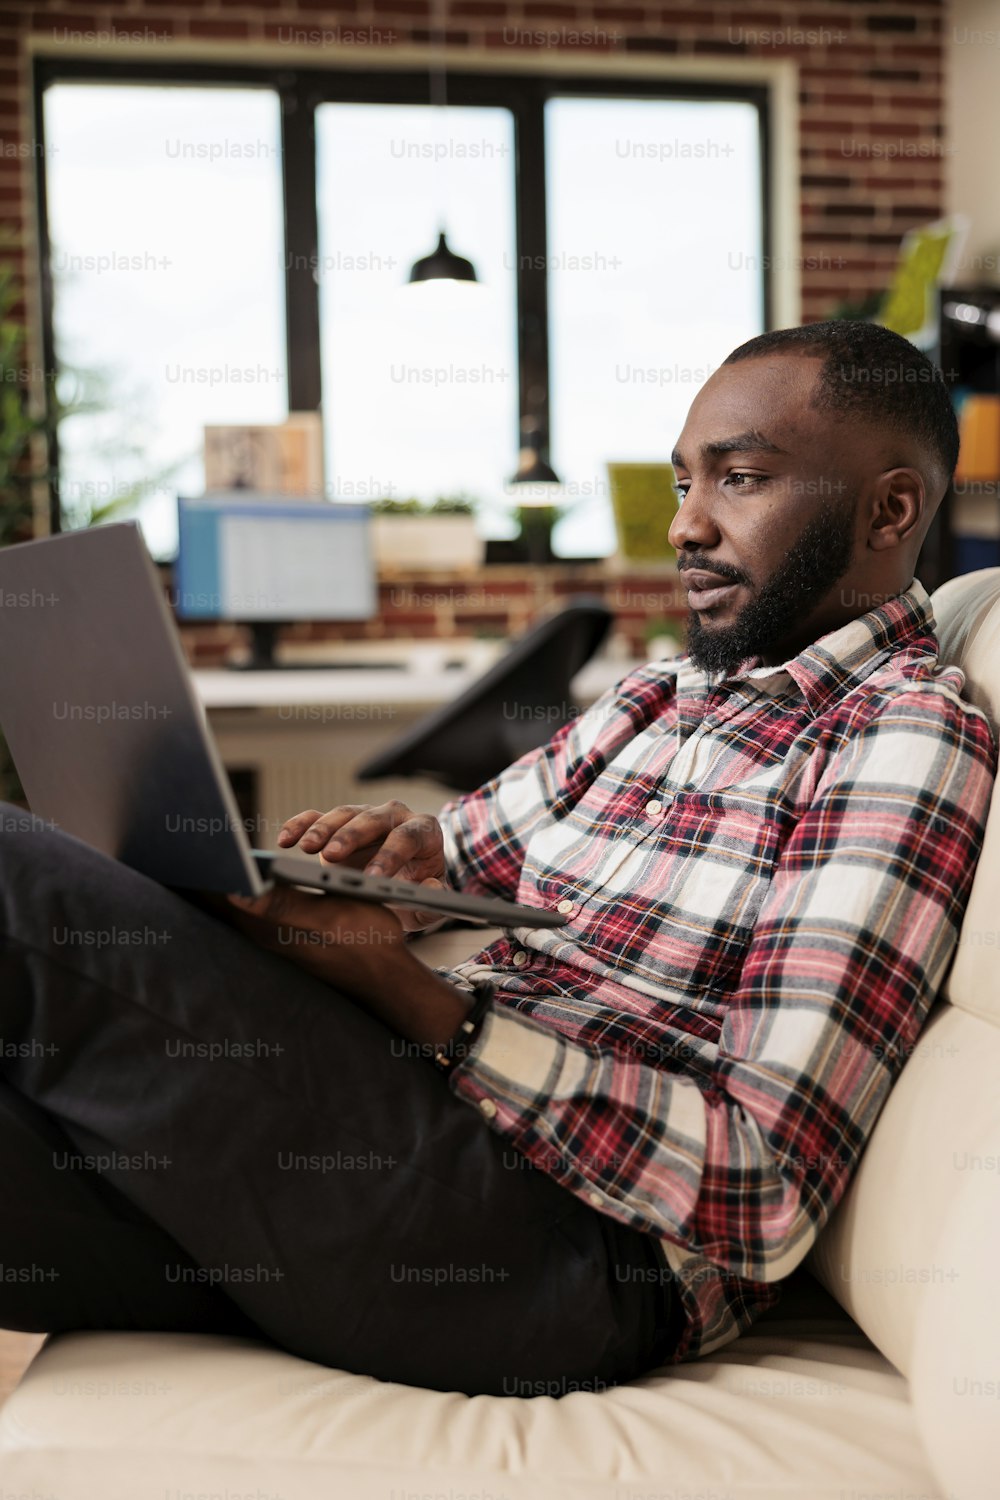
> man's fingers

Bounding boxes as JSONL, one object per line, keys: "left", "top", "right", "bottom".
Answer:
{"left": 365, "top": 814, "right": 443, "bottom": 878}
{"left": 303, "top": 801, "right": 413, "bottom": 862}
{"left": 278, "top": 806, "right": 367, "bottom": 852}
{"left": 275, "top": 802, "right": 444, "bottom": 883}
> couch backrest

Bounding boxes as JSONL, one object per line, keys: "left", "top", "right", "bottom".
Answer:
{"left": 807, "top": 568, "right": 1000, "bottom": 1500}
{"left": 930, "top": 567, "right": 1000, "bottom": 1023}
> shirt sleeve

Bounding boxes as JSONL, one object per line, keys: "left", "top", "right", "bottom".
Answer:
{"left": 447, "top": 686, "right": 997, "bottom": 1282}
{"left": 436, "top": 667, "right": 672, "bottom": 902}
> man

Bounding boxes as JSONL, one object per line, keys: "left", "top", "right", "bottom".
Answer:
{"left": 0, "top": 321, "right": 995, "bottom": 1398}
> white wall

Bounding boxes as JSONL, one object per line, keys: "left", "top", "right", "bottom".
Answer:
{"left": 948, "top": 0, "right": 1000, "bottom": 284}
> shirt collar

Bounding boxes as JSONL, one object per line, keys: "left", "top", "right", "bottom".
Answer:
{"left": 674, "top": 579, "right": 938, "bottom": 720}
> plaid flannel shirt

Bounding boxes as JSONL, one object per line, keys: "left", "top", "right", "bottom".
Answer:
{"left": 434, "top": 579, "right": 996, "bottom": 1363}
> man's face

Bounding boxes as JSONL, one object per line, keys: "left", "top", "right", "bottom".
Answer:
{"left": 668, "top": 353, "right": 872, "bottom": 677}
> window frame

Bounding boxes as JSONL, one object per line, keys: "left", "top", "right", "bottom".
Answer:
{"left": 33, "top": 57, "right": 772, "bottom": 534}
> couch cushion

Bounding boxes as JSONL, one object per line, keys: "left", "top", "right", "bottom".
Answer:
{"left": 931, "top": 567, "right": 1000, "bottom": 1024}
{"left": 0, "top": 1272, "right": 946, "bottom": 1500}
{"left": 412, "top": 922, "right": 502, "bottom": 971}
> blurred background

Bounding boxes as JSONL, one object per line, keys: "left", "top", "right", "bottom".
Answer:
{"left": 2, "top": 0, "right": 1000, "bottom": 822}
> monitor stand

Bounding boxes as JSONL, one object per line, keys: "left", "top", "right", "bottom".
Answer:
{"left": 228, "top": 621, "right": 404, "bottom": 672}
{"left": 230, "top": 621, "right": 282, "bottom": 671}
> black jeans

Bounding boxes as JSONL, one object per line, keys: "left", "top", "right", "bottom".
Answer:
{"left": 0, "top": 804, "right": 686, "bottom": 1396}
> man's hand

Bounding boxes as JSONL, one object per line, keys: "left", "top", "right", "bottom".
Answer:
{"left": 276, "top": 800, "right": 451, "bottom": 933}
{"left": 223, "top": 882, "right": 470, "bottom": 1048}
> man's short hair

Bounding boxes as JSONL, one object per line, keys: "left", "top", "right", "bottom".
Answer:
{"left": 723, "top": 320, "right": 960, "bottom": 482}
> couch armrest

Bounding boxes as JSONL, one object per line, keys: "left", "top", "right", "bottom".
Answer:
{"left": 807, "top": 1000, "right": 1000, "bottom": 1500}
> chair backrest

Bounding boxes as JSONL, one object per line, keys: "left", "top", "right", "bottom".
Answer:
{"left": 356, "top": 598, "right": 613, "bottom": 792}
{"left": 930, "top": 567, "right": 1000, "bottom": 1022}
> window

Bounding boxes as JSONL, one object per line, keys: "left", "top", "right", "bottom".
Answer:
{"left": 37, "top": 64, "right": 768, "bottom": 561}
{"left": 545, "top": 97, "right": 763, "bottom": 556}
{"left": 42, "top": 82, "right": 287, "bottom": 557}
{"left": 316, "top": 102, "right": 518, "bottom": 519}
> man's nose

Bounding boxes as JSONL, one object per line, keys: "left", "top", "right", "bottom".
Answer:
{"left": 668, "top": 484, "right": 721, "bottom": 553}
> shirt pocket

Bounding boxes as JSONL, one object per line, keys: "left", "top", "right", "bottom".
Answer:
{"left": 573, "top": 786, "right": 784, "bottom": 998}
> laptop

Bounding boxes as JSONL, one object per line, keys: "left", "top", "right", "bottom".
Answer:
{"left": 0, "top": 524, "right": 567, "bottom": 931}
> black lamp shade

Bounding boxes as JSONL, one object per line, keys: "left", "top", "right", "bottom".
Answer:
{"left": 409, "top": 231, "right": 477, "bottom": 284}
{"left": 509, "top": 419, "right": 560, "bottom": 487}
{"left": 511, "top": 450, "right": 560, "bottom": 486}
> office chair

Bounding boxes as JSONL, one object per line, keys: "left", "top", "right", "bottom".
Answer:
{"left": 355, "top": 597, "right": 613, "bottom": 793}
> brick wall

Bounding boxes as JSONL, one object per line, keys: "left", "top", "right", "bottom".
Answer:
{"left": 173, "top": 560, "right": 689, "bottom": 663}
{"left": 0, "top": 0, "right": 949, "bottom": 646}
{"left": 0, "top": 0, "right": 948, "bottom": 334}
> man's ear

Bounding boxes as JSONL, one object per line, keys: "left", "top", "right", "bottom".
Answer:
{"left": 867, "top": 467, "right": 924, "bottom": 552}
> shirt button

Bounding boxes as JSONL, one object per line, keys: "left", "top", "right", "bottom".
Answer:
{"left": 556, "top": 898, "right": 574, "bottom": 915}
{"left": 646, "top": 800, "right": 663, "bottom": 818}
{"left": 587, "top": 1190, "right": 603, "bottom": 1208}
{"left": 479, "top": 1098, "right": 498, "bottom": 1119}
{"left": 512, "top": 951, "right": 528, "bottom": 968}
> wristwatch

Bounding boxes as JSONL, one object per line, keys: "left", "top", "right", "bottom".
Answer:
{"left": 432, "top": 980, "right": 494, "bottom": 1075}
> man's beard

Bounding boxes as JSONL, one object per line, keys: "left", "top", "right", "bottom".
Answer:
{"left": 684, "top": 502, "right": 856, "bottom": 680}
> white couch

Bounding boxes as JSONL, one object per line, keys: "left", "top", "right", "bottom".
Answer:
{"left": 3, "top": 571, "right": 1000, "bottom": 1500}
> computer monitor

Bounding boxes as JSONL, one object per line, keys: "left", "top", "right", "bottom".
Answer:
{"left": 175, "top": 494, "right": 377, "bottom": 669}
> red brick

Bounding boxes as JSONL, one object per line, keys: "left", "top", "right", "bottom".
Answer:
{"left": 727, "top": 12, "right": 786, "bottom": 26}
{"left": 693, "top": 38, "right": 746, "bottom": 54}
{"left": 656, "top": 9, "right": 715, "bottom": 24}
{"left": 793, "top": 12, "right": 855, "bottom": 27}
{"left": 800, "top": 173, "right": 854, "bottom": 189}
{"left": 188, "top": 19, "right": 252, "bottom": 38}
{"left": 885, "top": 93, "right": 943, "bottom": 110}
{"left": 453, "top": 612, "right": 513, "bottom": 630}
{"left": 592, "top": 4, "right": 644, "bottom": 17}
{"left": 866, "top": 12, "right": 919, "bottom": 30}
{"left": 827, "top": 257, "right": 897, "bottom": 272}
{"left": 817, "top": 92, "right": 876, "bottom": 107}
{"left": 624, "top": 35, "right": 679, "bottom": 51}
{"left": 889, "top": 202, "right": 941, "bottom": 220}
{"left": 806, "top": 282, "right": 877, "bottom": 301}
{"left": 373, "top": 609, "right": 440, "bottom": 626}
{"left": 408, "top": 26, "right": 468, "bottom": 42}
{"left": 866, "top": 67, "right": 923, "bottom": 82}
{"left": 31, "top": 12, "right": 99, "bottom": 30}
{"left": 800, "top": 62, "right": 875, "bottom": 80}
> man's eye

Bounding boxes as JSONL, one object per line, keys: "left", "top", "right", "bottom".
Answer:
{"left": 726, "top": 472, "right": 765, "bottom": 489}
{"left": 674, "top": 483, "right": 689, "bottom": 504}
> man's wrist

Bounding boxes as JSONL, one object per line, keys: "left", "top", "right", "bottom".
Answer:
{"left": 432, "top": 981, "right": 493, "bottom": 1076}
{"left": 359, "top": 951, "right": 472, "bottom": 1047}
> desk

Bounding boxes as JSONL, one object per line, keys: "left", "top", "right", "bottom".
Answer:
{"left": 193, "top": 651, "right": 643, "bottom": 842}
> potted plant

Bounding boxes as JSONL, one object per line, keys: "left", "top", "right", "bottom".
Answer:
{"left": 370, "top": 494, "right": 483, "bottom": 572}
{"left": 514, "top": 503, "right": 561, "bottom": 564}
